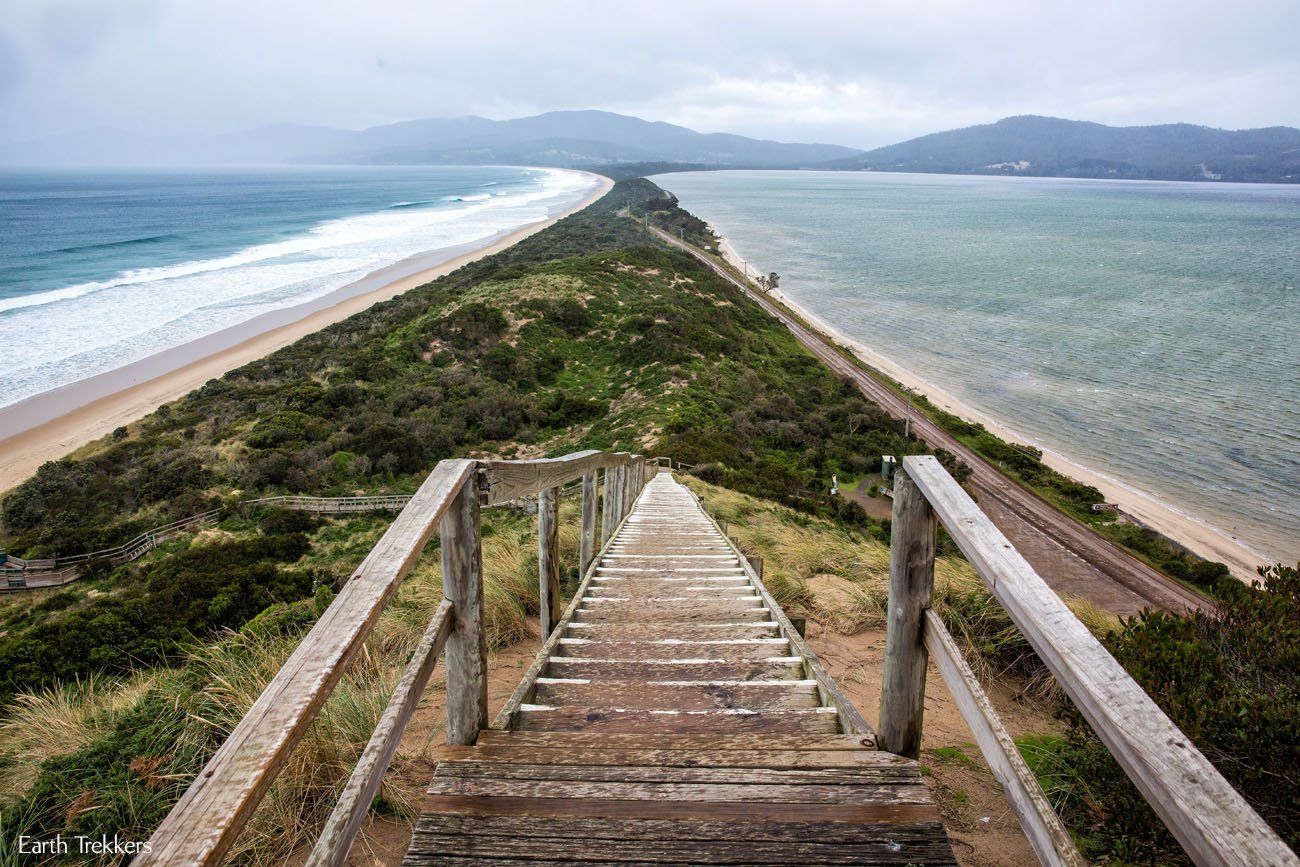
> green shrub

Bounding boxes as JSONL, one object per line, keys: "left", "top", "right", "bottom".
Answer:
{"left": 1053, "top": 563, "right": 1300, "bottom": 862}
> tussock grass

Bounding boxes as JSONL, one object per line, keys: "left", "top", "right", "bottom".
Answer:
{"left": 0, "top": 498, "right": 585, "bottom": 863}
{"left": 0, "top": 671, "right": 160, "bottom": 800}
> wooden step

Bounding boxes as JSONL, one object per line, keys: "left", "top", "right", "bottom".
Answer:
{"left": 514, "top": 706, "right": 840, "bottom": 735}
{"left": 543, "top": 658, "right": 804, "bottom": 681}
{"left": 407, "top": 814, "right": 955, "bottom": 865}
{"left": 554, "top": 638, "right": 791, "bottom": 660}
{"left": 433, "top": 760, "right": 918, "bottom": 786}
{"left": 473, "top": 730, "right": 878, "bottom": 751}
{"left": 427, "top": 764, "right": 914, "bottom": 801}
{"left": 572, "top": 605, "right": 768, "bottom": 623}
{"left": 564, "top": 622, "right": 780, "bottom": 640}
{"left": 532, "top": 679, "right": 819, "bottom": 710}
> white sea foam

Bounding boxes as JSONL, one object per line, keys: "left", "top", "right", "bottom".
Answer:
{"left": 0, "top": 168, "right": 598, "bottom": 409}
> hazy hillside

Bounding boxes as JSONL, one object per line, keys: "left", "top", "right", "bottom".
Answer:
{"left": 836, "top": 115, "right": 1300, "bottom": 183}
{"left": 0, "top": 110, "right": 862, "bottom": 169}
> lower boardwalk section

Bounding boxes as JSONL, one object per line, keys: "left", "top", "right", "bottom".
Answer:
{"left": 405, "top": 473, "right": 954, "bottom": 865}
{"left": 407, "top": 731, "right": 954, "bottom": 865}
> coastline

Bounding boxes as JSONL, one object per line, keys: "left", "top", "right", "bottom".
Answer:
{"left": 714, "top": 236, "right": 1269, "bottom": 582}
{"left": 0, "top": 172, "right": 613, "bottom": 493}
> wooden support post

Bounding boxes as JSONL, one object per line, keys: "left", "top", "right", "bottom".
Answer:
{"left": 441, "top": 476, "right": 487, "bottom": 746}
{"left": 749, "top": 554, "right": 764, "bottom": 580}
{"left": 878, "top": 467, "right": 936, "bottom": 758}
{"left": 600, "top": 467, "right": 616, "bottom": 545}
{"left": 579, "top": 470, "right": 598, "bottom": 576}
{"left": 613, "top": 464, "right": 627, "bottom": 526}
{"left": 537, "top": 486, "right": 561, "bottom": 637}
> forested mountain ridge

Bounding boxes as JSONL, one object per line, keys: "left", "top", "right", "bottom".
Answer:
{"left": 832, "top": 115, "right": 1300, "bottom": 183}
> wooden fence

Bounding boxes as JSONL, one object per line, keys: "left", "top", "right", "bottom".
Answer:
{"left": 879, "top": 455, "right": 1296, "bottom": 867}
{"left": 137, "top": 449, "right": 655, "bottom": 867}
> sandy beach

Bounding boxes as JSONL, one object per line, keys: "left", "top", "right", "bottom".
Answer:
{"left": 0, "top": 173, "right": 612, "bottom": 493}
{"left": 715, "top": 236, "right": 1269, "bottom": 581}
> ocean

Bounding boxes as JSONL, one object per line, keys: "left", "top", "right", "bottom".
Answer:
{"left": 657, "top": 170, "right": 1300, "bottom": 564}
{"left": 0, "top": 165, "right": 597, "bottom": 411}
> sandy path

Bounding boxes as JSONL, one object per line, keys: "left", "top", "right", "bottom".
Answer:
{"left": 0, "top": 173, "right": 613, "bottom": 493}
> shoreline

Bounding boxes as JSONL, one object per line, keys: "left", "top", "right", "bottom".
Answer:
{"left": 713, "top": 235, "right": 1270, "bottom": 582}
{"left": 0, "top": 171, "right": 613, "bottom": 493}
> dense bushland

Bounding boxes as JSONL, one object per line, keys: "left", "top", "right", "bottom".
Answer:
{"left": 2, "top": 179, "right": 910, "bottom": 565}
{"left": 1047, "top": 563, "right": 1300, "bottom": 862}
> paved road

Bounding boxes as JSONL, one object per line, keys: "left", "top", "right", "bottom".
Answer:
{"left": 654, "top": 226, "right": 1209, "bottom": 614}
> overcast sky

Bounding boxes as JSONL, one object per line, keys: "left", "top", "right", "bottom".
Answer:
{"left": 3, "top": 0, "right": 1298, "bottom": 149}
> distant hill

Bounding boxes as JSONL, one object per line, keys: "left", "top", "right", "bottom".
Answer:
{"left": 0, "top": 110, "right": 862, "bottom": 169}
{"left": 832, "top": 116, "right": 1300, "bottom": 183}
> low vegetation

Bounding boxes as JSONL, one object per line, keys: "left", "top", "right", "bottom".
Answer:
{"left": 1042, "top": 563, "right": 1300, "bottom": 862}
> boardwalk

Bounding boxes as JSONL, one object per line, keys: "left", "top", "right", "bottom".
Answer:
{"left": 404, "top": 473, "right": 955, "bottom": 865}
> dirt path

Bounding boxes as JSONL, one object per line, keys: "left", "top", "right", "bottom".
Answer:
{"left": 810, "top": 625, "right": 1056, "bottom": 867}
{"left": 654, "top": 225, "right": 1209, "bottom": 616}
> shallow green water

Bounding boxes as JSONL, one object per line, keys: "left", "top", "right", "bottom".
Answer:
{"left": 658, "top": 170, "right": 1299, "bottom": 563}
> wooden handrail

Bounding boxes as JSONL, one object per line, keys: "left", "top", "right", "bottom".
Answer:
{"left": 883, "top": 455, "right": 1296, "bottom": 867}
{"left": 142, "top": 449, "right": 654, "bottom": 866}
{"left": 138, "top": 459, "right": 476, "bottom": 866}
{"left": 306, "top": 599, "right": 454, "bottom": 867}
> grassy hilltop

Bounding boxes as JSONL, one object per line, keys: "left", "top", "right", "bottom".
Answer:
{"left": 0, "top": 179, "right": 1294, "bottom": 864}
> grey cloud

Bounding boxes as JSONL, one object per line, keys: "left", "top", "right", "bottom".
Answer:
{"left": 1, "top": 0, "right": 1297, "bottom": 149}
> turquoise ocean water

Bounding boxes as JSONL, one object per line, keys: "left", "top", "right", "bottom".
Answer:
{"left": 0, "top": 165, "right": 597, "bottom": 412}
{"left": 658, "top": 170, "right": 1299, "bottom": 563}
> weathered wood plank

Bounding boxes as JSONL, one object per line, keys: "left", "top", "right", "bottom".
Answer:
{"left": 442, "top": 476, "right": 487, "bottom": 746}
{"left": 532, "top": 679, "right": 818, "bottom": 710}
{"left": 474, "top": 729, "right": 879, "bottom": 752}
{"left": 572, "top": 604, "right": 769, "bottom": 623}
{"left": 554, "top": 638, "right": 791, "bottom": 660}
{"left": 542, "top": 659, "right": 803, "bottom": 681}
{"left": 418, "top": 794, "right": 939, "bottom": 825}
{"left": 407, "top": 826, "right": 954, "bottom": 865}
{"left": 904, "top": 454, "right": 1297, "bottom": 867}
{"left": 564, "top": 622, "right": 780, "bottom": 640}
{"left": 878, "top": 467, "right": 936, "bottom": 759}
{"left": 307, "top": 599, "right": 454, "bottom": 867}
{"left": 923, "top": 610, "right": 1086, "bottom": 867}
{"left": 409, "top": 812, "right": 949, "bottom": 847}
{"left": 600, "top": 466, "right": 617, "bottom": 545}
{"left": 434, "top": 746, "right": 906, "bottom": 769}
{"left": 426, "top": 776, "right": 928, "bottom": 805}
{"left": 516, "top": 706, "right": 839, "bottom": 735}
{"left": 434, "top": 761, "right": 917, "bottom": 786}
{"left": 139, "top": 458, "right": 477, "bottom": 866}
{"left": 479, "top": 450, "right": 624, "bottom": 505}
{"left": 537, "top": 485, "right": 561, "bottom": 637}
{"left": 580, "top": 470, "right": 598, "bottom": 576}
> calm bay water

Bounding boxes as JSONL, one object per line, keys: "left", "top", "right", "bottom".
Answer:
{"left": 658, "top": 170, "right": 1300, "bottom": 563}
{"left": 0, "top": 165, "right": 596, "bottom": 410}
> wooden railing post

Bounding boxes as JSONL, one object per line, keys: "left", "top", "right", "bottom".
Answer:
{"left": 537, "top": 485, "right": 561, "bottom": 636}
{"left": 579, "top": 470, "right": 598, "bottom": 576}
{"left": 600, "top": 466, "right": 616, "bottom": 545}
{"left": 442, "top": 476, "right": 487, "bottom": 746}
{"left": 610, "top": 464, "right": 626, "bottom": 527}
{"left": 878, "top": 467, "right": 936, "bottom": 758}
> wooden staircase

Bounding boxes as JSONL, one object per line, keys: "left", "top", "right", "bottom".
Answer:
{"left": 403, "top": 472, "right": 956, "bottom": 865}
{"left": 143, "top": 450, "right": 1293, "bottom": 867}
